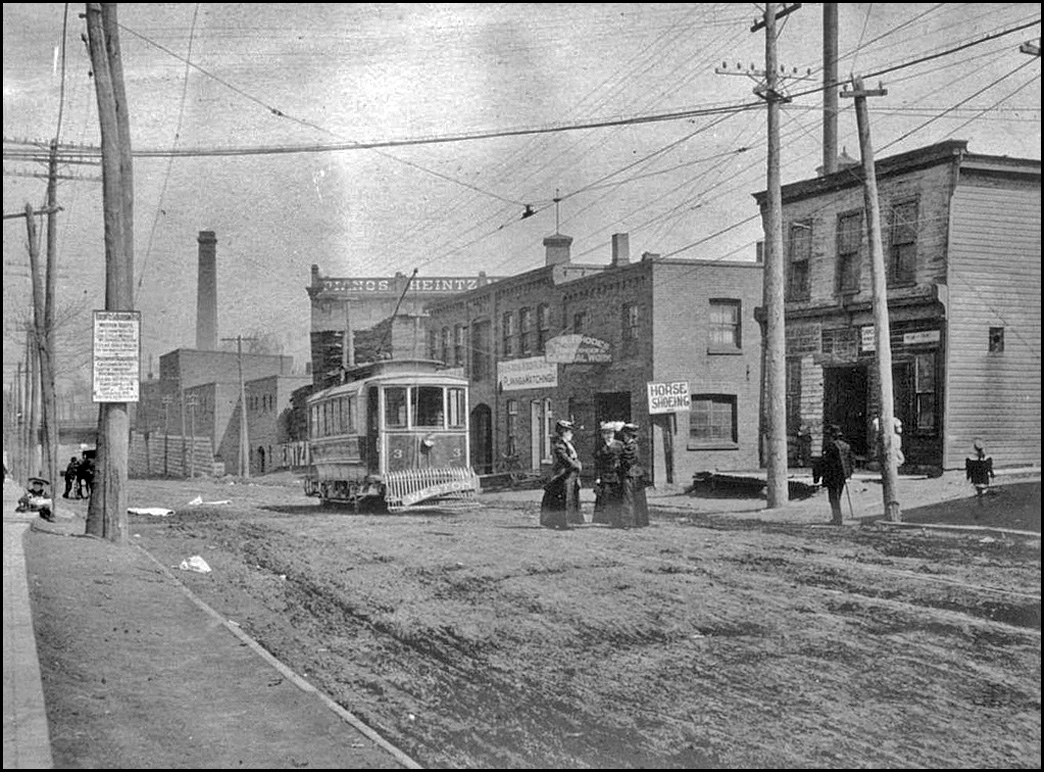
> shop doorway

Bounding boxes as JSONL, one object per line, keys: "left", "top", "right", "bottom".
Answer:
{"left": 594, "top": 391, "right": 632, "bottom": 427}
{"left": 823, "top": 365, "right": 869, "bottom": 456}
{"left": 470, "top": 403, "right": 492, "bottom": 474}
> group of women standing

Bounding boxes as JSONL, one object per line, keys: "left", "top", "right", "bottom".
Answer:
{"left": 539, "top": 418, "right": 649, "bottom": 530}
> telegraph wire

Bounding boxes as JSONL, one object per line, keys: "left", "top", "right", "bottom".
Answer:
{"left": 13, "top": 15, "right": 1030, "bottom": 167}
{"left": 789, "top": 15, "right": 1041, "bottom": 104}
{"left": 115, "top": 19, "right": 530, "bottom": 208}
{"left": 136, "top": 3, "right": 200, "bottom": 306}
{"left": 386, "top": 2, "right": 711, "bottom": 265}
{"left": 881, "top": 55, "right": 1040, "bottom": 152}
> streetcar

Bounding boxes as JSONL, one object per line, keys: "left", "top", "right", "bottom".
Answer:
{"left": 304, "top": 358, "right": 479, "bottom": 512}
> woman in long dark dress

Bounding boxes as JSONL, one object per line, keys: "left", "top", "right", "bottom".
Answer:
{"left": 540, "top": 420, "right": 583, "bottom": 529}
{"left": 592, "top": 422, "right": 623, "bottom": 525}
{"left": 617, "top": 423, "right": 649, "bottom": 528}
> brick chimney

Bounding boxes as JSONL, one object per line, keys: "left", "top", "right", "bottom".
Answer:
{"left": 543, "top": 233, "right": 573, "bottom": 267}
{"left": 611, "top": 233, "right": 630, "bottom": 267}
{"left": 195, "top": 230, "right": 218, "bottom": 351}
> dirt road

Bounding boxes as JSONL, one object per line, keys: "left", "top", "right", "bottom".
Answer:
{"left": 109, "top": 476, "right": 1040, "bottom": 769}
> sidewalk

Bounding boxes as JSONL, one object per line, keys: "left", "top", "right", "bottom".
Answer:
{"left": 3, "top": 477, "right": 416, "bottom": 770}
{"left": 3, "top": 477, "right": 53, "bottom": 770}
{"left": 479, "top": 466, "right": 1041, "bottom": 532}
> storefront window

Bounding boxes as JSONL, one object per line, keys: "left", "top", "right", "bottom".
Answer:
{"left": 915, "top": 353, "right": 936, "bottom": 431}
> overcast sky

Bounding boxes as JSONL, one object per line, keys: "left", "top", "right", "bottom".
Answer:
{"left": 3, "top": 3, "right": 1040, "bottom": 388}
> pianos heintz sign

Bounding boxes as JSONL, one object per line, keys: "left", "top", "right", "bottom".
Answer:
{"left": 92, "top": 310, "right": 141, "bottom": 403}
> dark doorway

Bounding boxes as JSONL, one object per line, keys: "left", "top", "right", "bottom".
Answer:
{"left": 257, "top": 445, "right": 266, "bottom": 474}
{"left": 595, "top": 391, "right": 632, "bottom": 427}
{"left": 470, "top": 403, "right": 493, "bottom": 474}
{"left": 823, "top": 365, "right": 868, "bottom": 456}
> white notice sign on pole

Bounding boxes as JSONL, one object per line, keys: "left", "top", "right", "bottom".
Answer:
{"left": 92, "top": 310, "right": 141, "bottom": 402}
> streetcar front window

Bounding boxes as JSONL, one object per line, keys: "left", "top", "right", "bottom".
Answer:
{"left": 413, "top": 386, "right": 444, "bottom": 428}
{"left": 384, "top": 387, "right": 408, "bottom": 428}
{"left": 448, "top": 387, "right": 465, "bottom": 428}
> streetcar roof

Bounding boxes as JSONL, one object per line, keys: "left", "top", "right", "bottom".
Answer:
{"left": 307, "top": 359, "right": 468, "bottom": 404}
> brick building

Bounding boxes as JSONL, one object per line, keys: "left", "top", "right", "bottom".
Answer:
{"left": 306, "top": 266, "right": 500, "bottom": 382}
{"left": 425, "top": 233, "right": 764, "bottom": 485}
{"left": 135, "top": 348, "right": 299, "bottom": 476}
{"left": 758, "top": 139, "right": 1040, "bottom": 471}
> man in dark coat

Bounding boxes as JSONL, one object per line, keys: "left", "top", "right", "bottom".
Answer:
{"left": 813, "top": 425, "right": 854, "bottom": 525}
{"left": 63, "top": 456, "right": 80, "bottom": 498}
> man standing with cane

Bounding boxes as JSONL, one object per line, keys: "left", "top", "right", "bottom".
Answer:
{"left": 813, "top": 425, "right": 855, "bottom": 525}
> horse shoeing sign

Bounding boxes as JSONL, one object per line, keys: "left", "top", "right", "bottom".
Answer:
{"left": 647, "top": 380, "right": 691, "bottom": 414}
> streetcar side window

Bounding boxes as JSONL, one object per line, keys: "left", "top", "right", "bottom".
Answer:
{"left": 413, "top": 386, "right": 444, "bottom": 428}
{"left": 384, "top": 387, "right": 408, "bottom": 428}
{"left": 311, "top": 405, "right": 319, "bottom": 436}
{"left": 345, "top": 396, "right": 355, "bottom": 433}
{"left": 447, "top": 387, "right": 466, "bottom": 428}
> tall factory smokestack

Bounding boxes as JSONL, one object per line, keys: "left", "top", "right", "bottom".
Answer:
{"left": 195, "top": 230, "right": 218, "bottom": 351}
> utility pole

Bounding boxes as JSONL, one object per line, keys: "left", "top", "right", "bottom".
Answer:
{"left": 223, "top": 335, "right": 257, "bottom": 477}
{"left": 162, "top": 395, "right": 172, "bottom": 477}
{"left": 24, "top": 208, "right": 53, "bottom": 489}
{"left": 186, "top": 394, "right": 198, "bottom": 478}
{"left": 822, "top": 3, "right": 839, "bottom": 175}
{"left": 843, "top": 76, "right": 901, "bottom": 522}
{"left": 85, "top": 3, "right": 134, "bottom": 544}
{"left": 751, "top": 3, "right": 801, "bottom": 509}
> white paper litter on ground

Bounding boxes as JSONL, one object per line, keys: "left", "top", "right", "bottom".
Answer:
{"left": 128, "top": 507, "right": 175, "bottom": 517}
{"left": 178, "top": 555, "right": 212, "bottom": 573}
{"left": 188, "top": 496, "right": 232, "bottom": 506}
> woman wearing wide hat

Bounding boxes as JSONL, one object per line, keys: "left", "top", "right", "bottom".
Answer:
{"left": 618, "top": 423, "right": 649, "bottom": 528}
{"left": 540, "top": 419, "right": 584, "bottom": 529}
{"left": 592, "top": 421, "right": 624, "bottom": 525}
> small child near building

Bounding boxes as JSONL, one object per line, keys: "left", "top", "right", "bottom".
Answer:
{"left": 964, "top": 438, "right": 995, "bottom": 506}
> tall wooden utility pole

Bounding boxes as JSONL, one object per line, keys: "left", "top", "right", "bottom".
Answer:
{"left": 843, "top": 76, "right": 901, "bottom": 522}
{"left": 186, "top": 394, "right": 198, "bottom": 478}
{"left": 223, "top": 335, "right": 257, "bottom": 477}
{"left": 85, "top": 3, "right": 134, "bottom": 544}
{"left": 822, "top": 3, "right": 839, "bottom": 175}
{"left": 24, "top": 206, "right": 56, "bottom": 492}
{"left": 752, "top": 3, "right": 800, "bottom": 509}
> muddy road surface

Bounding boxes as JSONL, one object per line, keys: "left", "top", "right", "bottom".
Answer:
{"left": 126, "top": 477, "right": 1040, "bottom": 769}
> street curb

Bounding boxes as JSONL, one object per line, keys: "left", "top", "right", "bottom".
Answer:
{"left": 875, "top": 520, "right": 1041, "bottom": 540}
{"left": 130, "top": 541, "right": 425, "bottom": 770}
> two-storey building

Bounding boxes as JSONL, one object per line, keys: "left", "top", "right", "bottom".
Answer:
{"left": 426, "top": 232, "right": 764, "bottom": 486}
{"left": 758, "top": 140, "right": 1040, "bottom": 471}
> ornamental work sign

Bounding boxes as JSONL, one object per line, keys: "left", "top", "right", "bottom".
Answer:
{"left": 92, "top": 310, "right": 141, "bottom": 402}
{"left": 543, "top": 334, "right": 612, "bottom": 364}
{"left": 647, "top": 380, "right": 691, "bottom": 414}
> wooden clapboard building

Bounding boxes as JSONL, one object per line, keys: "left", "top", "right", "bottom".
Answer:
{"left": 757, "top": 140, "right": 1040, "bottom": 471}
